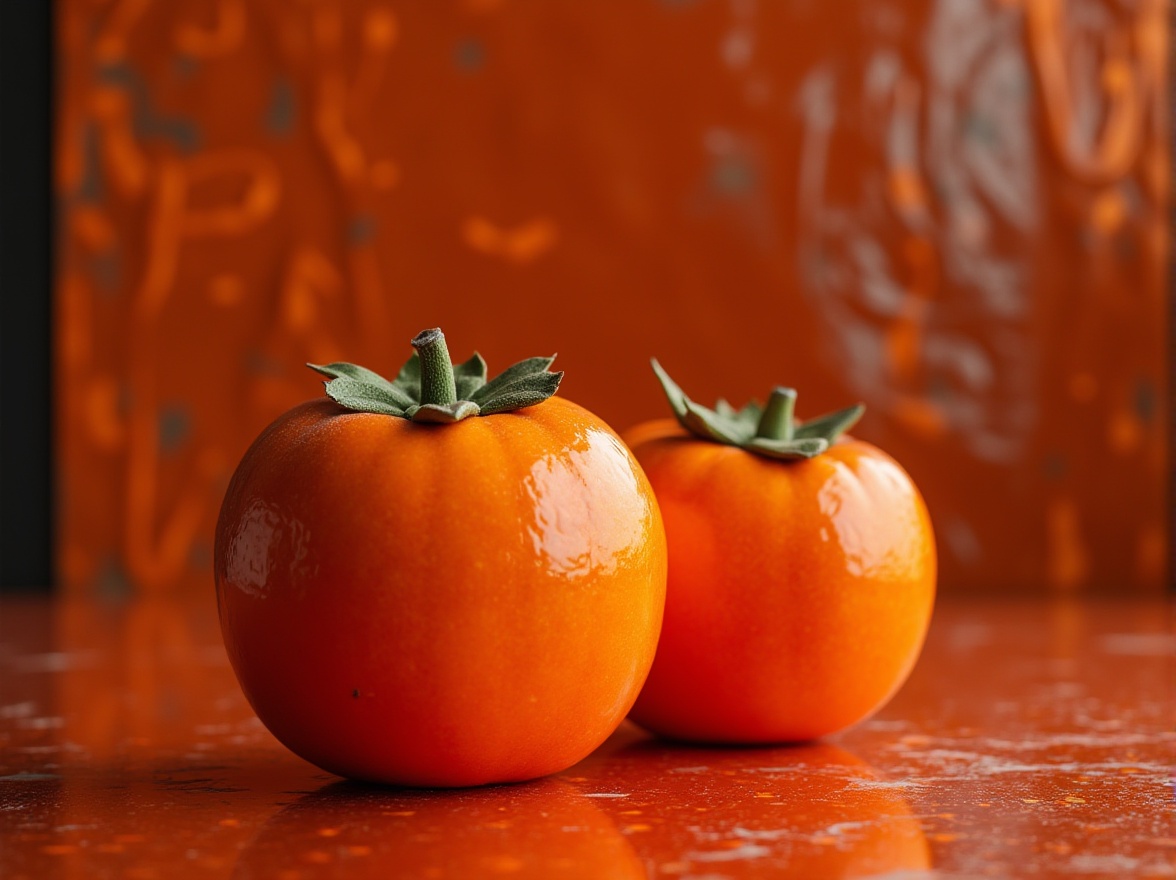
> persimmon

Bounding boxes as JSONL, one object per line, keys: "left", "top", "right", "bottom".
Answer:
{"left": 625, "top": 361, "right": 935, "bottom": 743}
{"left": 214, "top": 329, "right": 667, "bottom": 787}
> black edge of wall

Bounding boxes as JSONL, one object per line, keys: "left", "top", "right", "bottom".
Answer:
{"left": 1170, "top": 3, "right": 1176, "bottom": 596}
{"left": 0, "top": 2, "right": 54, "bottom": 592}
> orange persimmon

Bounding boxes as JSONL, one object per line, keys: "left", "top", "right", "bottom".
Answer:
{"left": 215, "top": 329, "right": 667, "bottom": 787}
{"left": 624, "top": 361, "right": 935, "bottom": 743}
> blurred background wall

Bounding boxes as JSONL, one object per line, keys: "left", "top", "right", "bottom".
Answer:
{"left": 53, "top": 0, "right": 1169, "bottom": 596}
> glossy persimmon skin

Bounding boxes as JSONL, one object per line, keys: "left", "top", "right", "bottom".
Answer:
{"left": 624, "top": 419, "right": 935, "bottom": 744}
{"left": 215, "top": 397, "right": 666, "bottom": 787}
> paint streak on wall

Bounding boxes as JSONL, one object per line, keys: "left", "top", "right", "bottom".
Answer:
{"left": 55, "top": 0, "right": 1168, "bottom": 595}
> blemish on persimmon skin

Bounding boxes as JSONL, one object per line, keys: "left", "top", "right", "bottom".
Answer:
{"left": 352, "top": 688, "right": 360, "bottom": 698}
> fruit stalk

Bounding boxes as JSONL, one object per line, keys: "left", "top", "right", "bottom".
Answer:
{"left": 755, "top": 388, "right": 797, "bottom": 442}
{"left": 412, "top": 328, "right": 458, "bottom": 406}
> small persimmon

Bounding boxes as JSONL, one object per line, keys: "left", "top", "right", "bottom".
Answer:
{"left": 624, "top": 361, "right": 936, "bottom": 743}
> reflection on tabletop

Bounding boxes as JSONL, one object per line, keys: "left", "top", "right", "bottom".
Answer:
{"left": 1, "top": 594, "right": 1173, "bottom": 879}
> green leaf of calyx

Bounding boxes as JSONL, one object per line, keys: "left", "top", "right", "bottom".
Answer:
{"left": 471, "top": 356, "right": 558, "bottom": 404}
{"left": 307, "top": 328, "right": 563, "bottom": 423}
{"left": 648, "top": 359, "right": 865, "bottom": 463}
{"left": 453, "top": 353, "right": 489, "bottom": 400}
{"left": 794, "top": 404, "right": 865, "bottom": 441}
{"left": 393, "top": 351, "right": 421, "bottom": 389}
{"left": 682, "top": 398, "right": 753, "bottom": 446}
{"left": 745, "top": 436, "right": 830, "bottom": 460}
{"left": 477, "top": 370, "right": 564, "bottom": 414}
{"left": 308, "top": 362, "right": 392, "bottom": 385}
{"left": 319, "top": 376, "right": 411, "bottom": 416}
{"left": 651, "top": 358, "right": 693, "bottom": 424}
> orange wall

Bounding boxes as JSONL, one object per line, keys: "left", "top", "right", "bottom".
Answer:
{"left": 55, "top": 0, "right": 1169, "bottom": 596}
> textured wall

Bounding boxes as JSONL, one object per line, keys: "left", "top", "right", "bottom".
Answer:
{"left": 55, "top": 0, "right": 1168, "bottom": 596}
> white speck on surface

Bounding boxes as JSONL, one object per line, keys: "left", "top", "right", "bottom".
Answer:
{"left": 0, "top": 772, "right": 62, "bottom": 782}
{"left": 862, "top": 719, "right": 912, "bottom": 732}
{"left": 16, "top": 717, "right": 64, "bottom": 731}
{"left": 0, "top": 701, "right": 38, "bottom": 718}
{"left": 16, "top": 745, "right": 62, "bottom": 755}
{"left": 947, "top": 622, "right": 992, "bottom": 651}
{"left": 704, "top": 128, "right": 736, "bottom": 154}
{"left": 687, "top": 843, "right": 771, "bottom": 862}
{"left": 1065, "top": 853, "right": 1144, "bottom": 874}
{"left": 729, "top": 825, "right": 791, "bottom": 842}
{"left": 1099, "top": 633, "right": 1176, "bottom": 656}
{"left": 845, "top": 777, "right": 924, "bottom": 790}
{"left": 722, "top": 30, "right": 753, "bottom": 68}
{"left": 983, "top": 732, "right": 1176, "bottom": 750}
{"left": 14, "top": 652, "right": 99, "bottom": 673}
{"left": 582, "top": 792, "right": 629, "bottom": 798}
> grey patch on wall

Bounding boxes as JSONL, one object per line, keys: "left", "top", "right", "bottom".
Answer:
{"left": 76, "top": 123, "right": 105, "bottom": 202}
{"left": 1132, "top": 377, "right": 1156, "bottom": 423}
{"left": 264, "top": 78, "right": 297, "bottom": 137}
{"left": 348, "top": 215, "right": 378, "bottom": 245}
{"left": 172, "top": 53, "right": 200, "bottom": 81}
{"left": 91, "top": 248, "right": 121, "bottom": 294}
{"left": 454, "top": 38, "right": 486, "bottom": 72}
{"left": 93, "top": 557, "right": 134, "bottom": 599}
{"left": 97, "top": 62, "right": 203, "bottom": 154}
{"left": 158, "top": 404, "right": 192, "bottom": 454}
{"left": 244, "top": 350, "right": 287, "bottom": 377}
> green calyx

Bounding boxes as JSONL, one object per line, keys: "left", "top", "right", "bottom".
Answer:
{"left": 309, "top": 328, "right": 563, "bottom": 424}
{"left": 651, "top": 359, "right": 864, "bottom": 461}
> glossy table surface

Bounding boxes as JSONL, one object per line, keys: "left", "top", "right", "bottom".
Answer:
{"left": 1, "top": 594, "right": 1173, "bottom": 879}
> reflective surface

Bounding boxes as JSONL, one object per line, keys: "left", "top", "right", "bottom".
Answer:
{"left": 2, "top": 594, "right": 1173, "bottom": 878}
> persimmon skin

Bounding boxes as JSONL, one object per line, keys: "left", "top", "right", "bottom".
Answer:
{"left": 215, "top": 396, "right": 666, "bottom": 787}
{"left": 624, "top": 419, "right": 935, "bottom": 744}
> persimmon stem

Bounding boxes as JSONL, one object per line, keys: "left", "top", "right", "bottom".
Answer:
{"left": 755, "top": 387, "right": 797, "bottom": 441}
{"left": 412, "top": 328, "right": 457, "bottom": 406}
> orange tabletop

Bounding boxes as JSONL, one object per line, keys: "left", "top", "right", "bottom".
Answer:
{"left": 1, "top": 594, "right": 1173, "bottom": 879}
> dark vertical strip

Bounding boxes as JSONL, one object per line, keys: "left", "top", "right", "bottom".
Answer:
{"left": 1170, "top": 2, "right": 1176, "bottom": 594}
{"left": 0, "top": 2, "right": 54, "bottom": 591}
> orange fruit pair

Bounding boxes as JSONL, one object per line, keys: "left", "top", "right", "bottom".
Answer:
{"left": 215, "top": 328, "right": 935, "bottom": 786}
